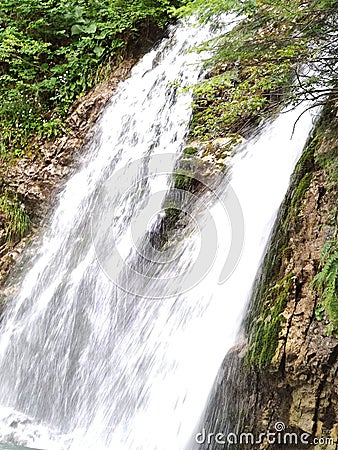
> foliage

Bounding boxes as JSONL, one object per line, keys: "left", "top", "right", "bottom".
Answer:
{"left": 0, "top": 0, "right": 182, "bottom": 159}
{"left": 310, "top": 104, "right": 338, "bottom": 335}
{"left": 315, "top": 138, "right": 338, "bottom": 187}
{"left": 179, "top": 0, "right": 338, "bottom": 141}
{"left": 312, "top": 240, "right": 338, "bottom": 334}
{"left": 175, "top": 0, "right": 257, "bottom": 19}
{"left": 245, "top": 100, "right": 338, "bottom": 370}
{"left": 183, "top": 146, "right": 199, "bottom": 155}
{"left": 0, "top": 192, "right": 31, "bottom": 242}
{"left": 247, "top": 273, "right": 293, "bottom": 368}
{"left": 290, "top": 173, "right": 312, "bottom": 216}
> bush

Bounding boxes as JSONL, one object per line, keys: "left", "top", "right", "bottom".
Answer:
{"left": 178, "top": 0, "right": 338, "bottom": 141}
{"left": 0, "top": 0, "right": 183, "bottom": 159}
{"left": 0, "top": 192, "right": 31, "bottom": 243}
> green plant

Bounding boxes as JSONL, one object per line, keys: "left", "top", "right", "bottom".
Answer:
{"left": 183, "top": 146, "right": 198, "bottom": 155}
{"left": 177, "top": 0, "right": 338, "bottom": 142}
{"left": 0, "top": 192, "right": 31, "bottom": 243}
{"left": 315, "top": 305, "right": 325, "bottom": 321}
{"left": 0, "top": 0, "right": 183, "bottom": 160}
{"left": 175, "top": 0, "right": 257, "bottom": 20}
{"left": 247, "top": 273, "right": 293, "bottom": 368}
{"left": 312, "top": 240, "right": 338, "bottom": 334}
{"left": 290, "top": 173, "right": 312, "bottom": 216}
{"left": 173, "top": 170, "right": 194, "bottom": 190}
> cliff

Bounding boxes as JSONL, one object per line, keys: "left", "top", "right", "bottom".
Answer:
{"left": 199, "top": 102, "right": 338, "bottom": 449}
{"left": 0, "top": 60, "right": 136, "bottom": 298}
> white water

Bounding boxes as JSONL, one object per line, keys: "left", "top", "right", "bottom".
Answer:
{"left": 0, "top": 18, "right": 318, "bottom": 450}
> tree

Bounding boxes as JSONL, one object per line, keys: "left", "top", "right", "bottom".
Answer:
{"left": 177, "top": 0, "right": 338, "bottom": 140}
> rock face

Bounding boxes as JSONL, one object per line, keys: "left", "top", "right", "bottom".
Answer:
{"left": 4, "top": 60, "right": 136, "bottom": 217}
{"left": 198, "top": 104, "right": 338, "bottom": 449}
{"left": 0, "top": 59, "right": 138, "bottom": 290}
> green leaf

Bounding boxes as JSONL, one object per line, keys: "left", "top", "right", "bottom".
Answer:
{"left": 93, "top": 45, "right": 104, "bottom": 57}
{"left": 71, "top": 24, "right": 84, "bottom": 35}
{"left": 71, "top": 6, "right": 85, "bottom": 21}
{"left": 83, "top": 23, "right": 97, "bottom": 34}
{"left": 71, "top": 23, "right": 97, "bottom": 35}
{"left": 315, "top": 305, "right": 325, "bottom": 321}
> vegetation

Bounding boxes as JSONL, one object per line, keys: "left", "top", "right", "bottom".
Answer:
{"left": 313, "top": 242, "right": 338, "bottom": 335}
{"left": 173, "top": 170, "right": 196, "bottom": 191}
{"left": 245, "top": 99, "right": 338, "bottom": 368}
{"left": 188, "top": 4, "right": 338, "bottom": 366}
{"left": 310, "top": 104, "right": 338, "bottom": 335}
{"left": 290, "top": 173, "right": 312, "bottom": 216}
{"left": 247, "top": 274, "right": 292, "bottom": 368}
{"left": 0, "top": 0, "right": 184, "bottom": 246}
{"left": 183, "top": 146, "right": 199, "bottom": 156}
{"left": 0, "top": 0, "right": 182, "bottom": 159}
{"left": 176, "top": 0, "right": 257, "bottom": 18}
{"left": 177, "top": 0, "right": 338, "bottom": 140}
{"left": 0, "top": 192, "right": 31, "bottom": 243}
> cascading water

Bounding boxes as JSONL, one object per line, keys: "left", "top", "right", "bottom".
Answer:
{"left": 0, "top": 16, "right": 319, "bottom": 450}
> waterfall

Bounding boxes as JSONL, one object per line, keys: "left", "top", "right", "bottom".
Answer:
{"left": 0, "top": 16, "right": 319, "bottom": 450}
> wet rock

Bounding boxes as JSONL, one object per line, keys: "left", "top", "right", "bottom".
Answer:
{"left": 184, "top": 135, "right": 244, "bottom": 170}
{"left": 199, "top": 104, "right": 338, "bottom": 449}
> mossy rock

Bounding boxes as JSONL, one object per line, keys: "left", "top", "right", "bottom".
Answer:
{"left": 183, "top": 146, "right": 198, "bottom": 156}
{"left": 247, "top": 273, "right": 293, "bottom": 368}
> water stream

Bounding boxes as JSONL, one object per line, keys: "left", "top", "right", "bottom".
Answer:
{"left": 0, "top": 17, "right": 319, "bottom": 450}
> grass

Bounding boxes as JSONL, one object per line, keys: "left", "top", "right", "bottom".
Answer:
{"left": 0, "top": 192, "right": 31, "bottom": 243}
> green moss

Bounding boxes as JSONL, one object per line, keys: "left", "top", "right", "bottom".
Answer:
{"left": 316, "top": 143, "right": 338, "bottom": 187}
{"left": 152, "top": 202, "right": 190, "bottom": 250}
{"left": 309, "top": 106, "right": 338, "bottom": 334}
{"left": 244, "top": 120, "right": 318, "bottom": 345}
{"left": 281, "top": 246, "right": 292, "bottom": 259}
{"left": 309, "top": 103, "right": 338, "bottom": 187}
{"left": 246, "top": 116, "right": 325, "bottom": 368}
{"left": 312, "top": 240, "right": 338, "bottom": 335}
{"left": 163, "top": 205, "right": 181, "bottom": 226}
{"left": 173, "top": 170, "right": 195, "bottom": 192}
{"left": 247, "top": 273, "right": 293, "bottom": 368}
{"left": 183, "top": 146, "right": 198, "bottom": 156}
{"left": 246, "top": 102, "right": 338, "bottom": 369}
{"left": 279, "top": 134, "right": 318, "bottom": 230}
{"left": 290, "top": 173, "right": 312, "bottom": 216}
{"left": 296, "top": 134, "right": 320, "bottom": 174}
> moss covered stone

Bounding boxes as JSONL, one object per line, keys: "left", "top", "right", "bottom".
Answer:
{"left": 247, "top": 274, "right": 292, "bottom": 368}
